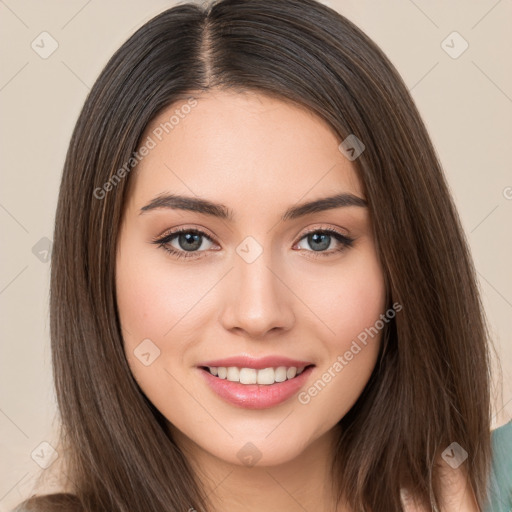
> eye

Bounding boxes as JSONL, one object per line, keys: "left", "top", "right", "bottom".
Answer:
{"left": 151, "top": 228, "right": 218, "bottom": 260}
{"left": 152, "top": 226, "right": 355, "bottom": 261}
{"left": 294, "top": 228, "right": 355, "bottom": 258}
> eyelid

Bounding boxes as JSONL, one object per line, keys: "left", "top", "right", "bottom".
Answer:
{"left": 153, "top": 223, "right": 350, "bottom": 245}
{"left": 152, "top": 223, "right": 355, "bottom": 259}
{"left": 297, "top": 223, "right": 350, "bottom": 239}
{"left": 151, "top": 224, "right": 219, "bottom": 245}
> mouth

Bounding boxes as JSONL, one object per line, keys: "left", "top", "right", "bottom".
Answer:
{"left": 199, "top": 364, "right": 314, "bottom": 385}
{"left": 197, "top": 363, "right": 316, "bottom": 409}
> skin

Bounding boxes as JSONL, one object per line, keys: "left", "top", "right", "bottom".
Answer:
{"left": 115, "top": 90, "right": 477, "bottom": 511}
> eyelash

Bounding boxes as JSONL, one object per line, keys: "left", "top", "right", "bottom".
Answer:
{"left": 151, "top": 226, "right": 355, "bottom": 261}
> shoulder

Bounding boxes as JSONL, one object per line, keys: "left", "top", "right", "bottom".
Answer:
{"left": 11, "top": 493, "right": 83, "bottom": 512}
{"left": 491, "top": 419, "right": 512, "bottom": 452}
{"left": 485, "top": 421, "right": 512, "bottom": 512}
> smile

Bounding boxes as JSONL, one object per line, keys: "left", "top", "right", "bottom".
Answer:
{"left": 198, "top": 364, "right": 315, "bottom": 409}
{"left": 202, "top": 365, "right": 308, "bottom": 385}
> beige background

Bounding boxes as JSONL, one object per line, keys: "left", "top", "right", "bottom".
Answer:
{"left": 0, "top": 0, "right": 511, "bottom": 509}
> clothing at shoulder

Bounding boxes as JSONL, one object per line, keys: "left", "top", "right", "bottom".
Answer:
{"left": 485, "top": 421, "right": 512, "bottom": 512}
{"left": 11, "top": 492, "right": 83, "bottom": 512}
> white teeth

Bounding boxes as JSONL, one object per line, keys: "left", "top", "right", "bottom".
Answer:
{"left": 226, "top": 367, "right": 239, "bottom": 382}
{"left": 256, "top": 367, "right": 275, "bottom": 385}
{"left": 206, "top": 365, "right": 308, "bottom": 385}
{"left": 239, "top": 368, "right": 257, "bottom": 384}
{"left": 287, "top": 367, "right": 297, "bottom": 379}
{"left": 274, "top": 366, "right": 287, "bottom": 382}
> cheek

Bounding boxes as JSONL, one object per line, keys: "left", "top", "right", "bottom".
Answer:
{"left": 297, "top": 245, "right": 386, "bottom": 349}
{"left": 116, "top": 231, "right": 207, "bottom": 342}
{"left": 331, "top": 254, "right": 386, "bottom": 375}
{"left": 115, "top": 232, "right": 196, "bottom": 375}
{"left": 115, "top": 244, "right": 204, "bottom": 413}
{"left": 293, "top": 247, "right": 386, "bottom": 413}
{"left": 330, "top": 264, "right": 386, "bottom": 345}
{"left": 116, "top": 256, "right": 170, "bottom": 345}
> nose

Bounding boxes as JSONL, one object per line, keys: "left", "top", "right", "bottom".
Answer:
{"left": 218, "top": 248, "right": 295, "bottom": 339}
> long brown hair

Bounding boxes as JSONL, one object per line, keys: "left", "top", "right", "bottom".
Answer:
{"left": 15, "top": 0, "right": 492, "bottom": 510}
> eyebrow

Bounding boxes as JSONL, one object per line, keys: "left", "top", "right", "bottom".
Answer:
{"left": 139, "top": 192, "right": 368, "bottom": 221}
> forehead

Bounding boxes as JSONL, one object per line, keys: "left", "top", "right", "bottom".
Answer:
{"left": 127, "top": 90, "right": 364, "bottom": 213}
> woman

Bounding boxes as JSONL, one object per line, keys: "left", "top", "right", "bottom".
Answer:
{"left": 13, "top": 0, "right": 511, "bottom": 510}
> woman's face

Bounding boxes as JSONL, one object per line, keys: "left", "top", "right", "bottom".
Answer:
{"left": 116, "top": 90, "right": 386, "bottom": 467}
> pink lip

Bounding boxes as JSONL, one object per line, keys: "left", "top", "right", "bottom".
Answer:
{"left": 198, "top": 355, "right": 313, "bottom": 370}
{"left": 198, "top": 365, "right": 315, "bottom": 410}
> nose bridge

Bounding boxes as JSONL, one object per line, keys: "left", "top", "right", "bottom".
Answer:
{"left": 219, "top": 237, "right": 294, "bottom": 336}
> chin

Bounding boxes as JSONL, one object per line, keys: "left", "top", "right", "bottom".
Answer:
{"left": 202, "top": 431, "right": 314, "bottom": 469}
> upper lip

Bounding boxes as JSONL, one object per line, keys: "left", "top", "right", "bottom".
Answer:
{"left": 198, "top": 355, "right": 314, "bottom": 370}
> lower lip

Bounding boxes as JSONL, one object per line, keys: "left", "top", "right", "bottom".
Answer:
{"left": 198, "top": 366, "right": 315, "bottom": 409}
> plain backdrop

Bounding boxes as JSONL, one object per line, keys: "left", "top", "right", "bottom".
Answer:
{"left": 0, "top": 0, "right": 511, "bottom": 509}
